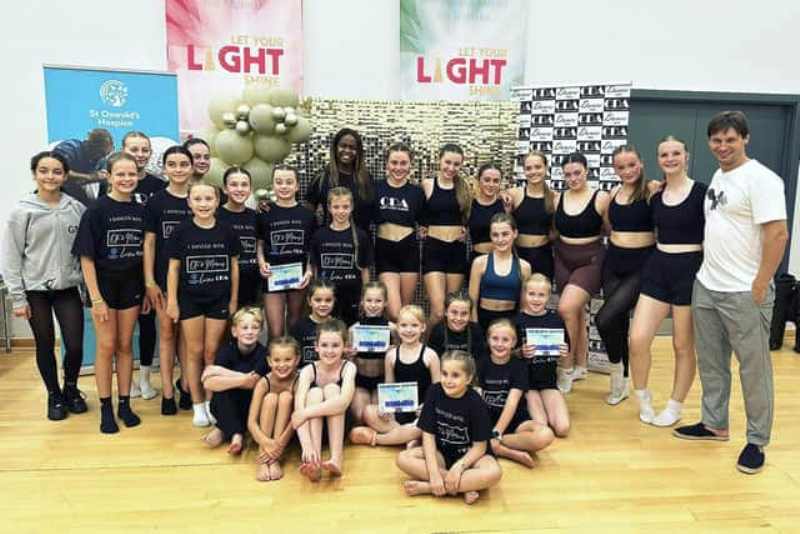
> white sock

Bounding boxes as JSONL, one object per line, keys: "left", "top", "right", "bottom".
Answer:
{"left": 193, "top": 403, "right": 205, "bottom": 417}
{"left": 652, "top": 399, "right": 683, "bottom": 427}
{"left": 608, "top": 361, "right": 623, "bottom": 375}
{"left": 635, "top": 389, "right": 655, "bottom": 424}
{"left": 140, "top": 365, "right": 151, "bottom": 385}
{"left": 205, "top": 400, "right": 216, "bottom": 424}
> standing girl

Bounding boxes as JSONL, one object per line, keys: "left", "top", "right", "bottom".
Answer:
{"left": 629, "top": 136, "right": 706, "bottom": 427}
{"left": 257, "top": 165, "right": 316, "bottom": 337}
{"left": 305, "top": 128, "right": 374, "bottom": 232}
{"left": 467, "top": 163, "right": 507, "bottom": 265}
{"left": 217, "top": 167, "right": 261, "bottom": 307}
{"left": 289, "top": 279, "right": 337, "bottom": 366}
{"left": 167, "top": 182, "right": 241, "bottom": 427}
{"left": 73, "top": 152, "right": 146, "bottom": 433}
{"left": 596, "top": 145, "right": 658, "bottom": 405}
{"left": 310, "top": 187, "right": 372, "bottom": 326}
{"left": 468, "top": 213, "right": 531, "bottom": 332}
{"left": 144, "top": 146, "right": 194, "bottom": 415}
{"left": 373, "top": 143, "right": 425, "bottom": 320}
{"left": 348, "top": 281, "right": 396, "bottom": 423}
{"left": 427, "top": 292, "right": 488, "bottom": 363}
{"left": 421, "top": 144, "right": 473, "bottom": 326}
{"left": 292, "top": 319, "right": 357, "bottom": 481}
{"left": 248, "top": 336, "right": 300, "bottom": 482}
{"left": 516, "top": 274, "right": 571, "bottom": 437}
{"left": 184, "top": 138, "right": 211, "bottom": 182}
{"left": 508, "top": 151, "right": 556, "bottom": 279}
{"left": 479, "top": 319, "right": 555, "bottom": 467}
{"left": 553, "top": 152, "right": 610, "bottom": 393}
{"left": 396, "top": 350, "right": 502, "bottom": 505}
{"left": 2, "top": 151, "right": 86, "bottom": 420}
{"left": 350, "top": 304, "right": 439, "bottom": 447}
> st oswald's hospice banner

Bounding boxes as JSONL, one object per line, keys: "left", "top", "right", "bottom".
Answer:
{"left": 166, "top": 0, "right": 304, "bottom": 134}
{"left": 400, "top": 0, "right": 528, "bottom": 101}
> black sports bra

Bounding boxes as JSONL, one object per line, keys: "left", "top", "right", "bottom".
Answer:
{"left": 513, "top": 192, "right": 551, "bottom": 236}
{"left": 554, "top": 190, "right": 603, "bottom": 238}
{"left": 608, "top": 192, "right": 654, "bottom": 232}
{"left": 424, "top": 177, "right": 462, "bottom": 226}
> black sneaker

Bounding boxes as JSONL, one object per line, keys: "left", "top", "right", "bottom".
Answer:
{"left": 161, "top": 396, "right": 178, "bottom": 416}
{"left": 737, "top": 443, "right": 765, "bottom": 474}
{"left": 47, "top": 394, "right": 67, "bottom": 421}
{"left": 673, "top": 422, "right": 729, "bottom": 441}
{"left": 177, "top": 380, "right": 192, "bottom": 411}
{"left": 63, "top": 386, "right": 88, "bottom": 414}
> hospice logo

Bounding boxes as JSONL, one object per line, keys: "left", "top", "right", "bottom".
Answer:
{"left": 99, "top": 80, "right": 128, "bottom": 108}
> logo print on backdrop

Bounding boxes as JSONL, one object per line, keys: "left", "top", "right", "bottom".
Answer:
{"left": 99, "top": 80, "right": 128, "bottom": 108}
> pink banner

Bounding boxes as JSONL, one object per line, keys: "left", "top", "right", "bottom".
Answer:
{"left": 166, "top": 0, "right": 303, "bottom": 135}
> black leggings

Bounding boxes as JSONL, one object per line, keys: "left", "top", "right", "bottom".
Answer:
{"left": 26, "top": 288, "right": 84, "bottom": 395}
{"left": 595, "top": 270, "right": 643, "bottom": 377}
{"left": 138, "top": 311, "right": 156, "bottom": 367}
{"left": 210, "top": 389, "right": 253, "bottom": 441}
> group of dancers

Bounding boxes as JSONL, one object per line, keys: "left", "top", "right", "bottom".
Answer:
{"left": 2, "top": 110, "right": 787, "bottom": 502}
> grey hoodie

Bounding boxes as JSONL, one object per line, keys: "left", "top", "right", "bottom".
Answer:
{"left": 1, "top": 193, "right": 86, "bottom": 309}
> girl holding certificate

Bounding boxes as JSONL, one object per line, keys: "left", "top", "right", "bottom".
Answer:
{"left": 257, "top": 165, "right": 316, "bottom": 337}
{"left": 292, "top": 320, "right": 356, "bottom": 481}
{"left": 166, "top": 182, "right": 241, "bottom": 427}
{"left": 350, "top": 305, "right": 439, "bottom": 447}
{"left": 396, "top": 350, "right": 501, "bottom": 505}
{"left": 478, "top": 319, "right": 555, "bottom": 467}
{"left": 515, "top": 274, "right": 570, "bottom": 437}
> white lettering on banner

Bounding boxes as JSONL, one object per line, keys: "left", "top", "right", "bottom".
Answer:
{"left": 556, "top": 87, "right": 580, "bottom": 100}
{"left": 579, "top": 99, "right": 605, "bottom": 113}
{"left": 604, "top": 111, "right": 629, "bottom": 126}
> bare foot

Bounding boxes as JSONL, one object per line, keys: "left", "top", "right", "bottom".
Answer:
{"left": 202, "top": 428, "right": 224, "bottom": 448}
{"left": 268, "top": 463, "right": 283, "bottom": 481}
{"left": 504, "top": 448, "right": 535, "bottom": 468}
{"left": 227, "top": 434, "right": 243, "bottom": 455}
{"left": 403, "top": 480, "right": 430, "bottom": 496}
{"left": 406, "top": 439, "right": 420, "bottom": 449}
{"left": 255, "top": 463, "right": 271, "bottom": 482}
{"left": 299, "top": 462, "right": 322, "bottom": 482}
{"left": 349, "top": 426, "right": 377, "bottom": 446}
{"left": 463, "top": 490, "right": 480, "bottom": 505}
{"left": 322, "top": 459, "right": 342, "bottom": 477}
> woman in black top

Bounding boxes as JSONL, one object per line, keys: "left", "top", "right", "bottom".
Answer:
{"left": 305, "top": 128, "right": 374, "bottom": 232}
{"left": 629, "top": 136, "right": 706, "bottom": 428}
{"left": 467, "top": 163, "right": 507, "bottom": 265}
{"left": 73, "top": 152, "right": 145, "bottom": 434}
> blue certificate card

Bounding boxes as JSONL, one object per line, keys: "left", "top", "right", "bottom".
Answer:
{"left": 351, "top": 325, "right": 391, "bottom": 353}
{"left": 526, "top": 328, "right": 564, "bottom": 360}
{"left": 267, "top": 262, "right": 304, "bottom": 292}
{"left": 378, "top": 382, "right": 418, "bottom": 414}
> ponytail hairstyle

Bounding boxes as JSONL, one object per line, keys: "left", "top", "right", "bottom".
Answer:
{"left": 267, "top": 336, "right": 301, "bottom": 364}
{"left": 438, "top": 143, "right": 472, "bottom": 223}
{"left": 316, "top": 318, "right": 350, "bottom": 346}
{"left": 656, "top": 135, "right": 690, "bottom": 185}
{"left": 105, "top": 151, "right": 138, "bottom": 174}
{"left": 486, "top": 318, "right": 518, "bottom": 353}
{"left": 443, "top": 291, "right": 474, "bottom": 354}
{"left": 328, "top": 128, "right": 373, "bottom": 202}
{"left": 386, "top": 142, "right": 414, "bottom": 184}
{"left": 360, "top": 280, "right": 389, "bottom": 317}
{"left": 222, "top": 166, "right": 252, "bottom": 187}
{"left": 441, "top": 350, "right": 478, "bottom": 387}
{"left": 305, "top": 278, "right": 337, "bottom": 316}
{"left": 524, "top": 151, "right": 555, "bottom": 214}
{"left": 161, "top": 145, "right": 194, "bottom": 167}
{"left": 31, "top": 150, "right": 70, "bottom": 176}
{"left": 327, "top": 186, "right": 362, "bottom": 270}
{"left": 122, "top": 130, "right": 151, "bottom": 151}
{"left": 611, "top": 144, "right": 649, "bottom": 203}
{"left": 476, "top": 162, "right": 503, "bottom": 199}
{"left": 489, "top": 212, "right": 522, "bottom": 284}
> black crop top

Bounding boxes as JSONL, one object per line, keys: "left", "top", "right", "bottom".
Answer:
{"left": 513, "top": 192, "right": 551, "bottom": 236}
{"left": 468, "top": 198, "right": 505, "bottom": 245}
{"left": 608, "top": 193, "right": 654, "bottom": 232}
{"left": 554, "top": 190, "right": 603, "bottom": 238}
{"left": 652, "top": 181, "right": 707, "bottom": 245}
{"left": 374, "top": 180, "right": 425, "bottom": 228}
{"left": 423, "top": 177, "right": 462, "bottom": 226}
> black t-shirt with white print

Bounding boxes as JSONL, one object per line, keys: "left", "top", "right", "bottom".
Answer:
{"left": 310, "top": 226, "right": 373, "bottom": 287}
{"left": 144, "top": 189, "right": 192, "bottom": 289}
{"left": 257, "top": 204, "right": 316, "bottom": 267}
{"left": 289, "top": 316, "right": 325, "bottom": 364}
{"left": 72, "top": 195, "right": 145, "bottom": 274}
{"left": 216, "top": 206, "right": 259, "bottom": 276}
{"left": 477, "top": 357, "right": 530, "bottom": 426}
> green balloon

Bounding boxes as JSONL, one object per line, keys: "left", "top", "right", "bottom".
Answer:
{"left": 268, "top": 88, "right": 299, "bottom": 108}
{"left": 215, "top": 129, "right": 254, "bottom": 165}
{"left": 242, "top": 82, "right": 274, "bottom": 106}
{"left": 208, "top": 95, "right": 239, "bottom": 130}
{"left": 205, "top": 157, "right": 230, "bottom": 189}
{"left": 243, "top": 157, "right": 274, "bottom": 191}
{"left": 254, "top": 134, "right": 291, "bottom": 163}
{"left": 198, "top": 127, "right": 220, "bottom": 156}
{"left": 286, "top": 116, "right": 313, "bottom": 144}
{"left": 248, "top": 104, "right": 276, "bottom": 134}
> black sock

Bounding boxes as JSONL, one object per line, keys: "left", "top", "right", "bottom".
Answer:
{"left": 100, "top": 397, "right": 119, "bottom": 434}
{"left": 118, "top": 396, "right": 141, "bottom": 427}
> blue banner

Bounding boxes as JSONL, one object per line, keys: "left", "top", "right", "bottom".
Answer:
{"left": 43, "top": 65, "right": 179, "bottom": 149}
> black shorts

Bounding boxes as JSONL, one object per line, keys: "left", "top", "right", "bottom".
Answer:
{"left": 375, "top": 235, "right": 420, "bottom": 274}
{"left": 396, "top": 411, "right": 418, "bottom": 425}
{"left": 422, "top": 238, "right": 467, "bottom": 275}
{"left": 518, "top": 243, "right": 555, "bottom": 280}
{"left": 96, "top": 268, "right": 144, "bottom": 310}
{"left": 477, "top": 308, "right": 516, "bottom": 334}
{"left": 179, "top": 292, "right": 230, "bottom": 321}
{"left": 603, "top": 244, "right": 654, "bottom": 278}
{"left": 237, "top": 270, "right": 263, "bottom": 307}
{"left": 334, "top": 282, "right": 361, "bottom": 326}
{"left": 640, "top": 249, "right": 702, "bottom": 306}
{"left": 355, "top": 373, "right": 382, "bottom": 392}
{"left": 529, "top": 362, "right": 558, "bottom": 391}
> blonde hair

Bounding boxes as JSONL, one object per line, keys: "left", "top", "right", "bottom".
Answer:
{"left": 268, "top": 336, "right": 300, "bottom": 360}
{"left": 316, "top": 318, "right": 349, "bottom": 345}
{"left": 188, "top": 180, "right": 221, "bottom": 200}
{"left": 398, "top": 304, "right": 426, "bottom": 326}
{"left": 441, "top": 350, "right": 477, "bottom": 386}
{"left": 232, "top": 306, "right": 263, "bottom": 328}
{"left": 327, "top": 186, "right": 362, "bottom": 268}
{"left": 486, "top": 318, "right": 517, "bottom": 338}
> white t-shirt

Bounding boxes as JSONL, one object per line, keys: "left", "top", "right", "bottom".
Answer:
{"left": 696, "top": 159, "right": 786, "bottom": 292}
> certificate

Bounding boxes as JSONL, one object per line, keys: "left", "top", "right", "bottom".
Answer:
{"left": 351, "top": 325, "right": 391, "bottom": 353}
{"left": 267, "top": 262, "right": 304, "bottom": 291}
{"left": 526, "top": 328, "right": 564, "bottom": 358}
{"left": 378, "top": 382, "right": 418, "bottom": 414}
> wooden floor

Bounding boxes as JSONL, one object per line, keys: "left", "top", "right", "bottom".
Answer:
{"left": 2, "top": 337, "right": 800, "bottom": 533}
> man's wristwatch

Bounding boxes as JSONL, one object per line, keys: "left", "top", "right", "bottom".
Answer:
{"left": 491, "top": 429, "right": 502, "bottom": 440}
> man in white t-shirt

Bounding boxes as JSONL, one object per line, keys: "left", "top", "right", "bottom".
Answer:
{"left": 673, "top": 111, "right": 789, "bottom": 475}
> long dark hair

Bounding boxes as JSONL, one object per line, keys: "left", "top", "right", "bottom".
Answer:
{"left": 327, "top": 128, "right": 373, "bottom": 202}
{"left": 611, "top": 144, "right": 649, "bottom": 203}
{"left": 438, "top": 143, "right": 472, "bottom": 223}
{"left": 524, "top": 151, "right": 555, "bottom": 214}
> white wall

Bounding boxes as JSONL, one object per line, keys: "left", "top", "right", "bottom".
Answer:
{"left": 2, "top": 0, "right": 800, "bottom": 336}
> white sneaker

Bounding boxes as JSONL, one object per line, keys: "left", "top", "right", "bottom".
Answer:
{"left": 607, "top": 372, "right": 629, "bottom": 406}
{"left": 192, "top": 404, "right": 210, "bottom": 427}
{"left": 652, "top": 408, "right": 681, "bottom": 427}
{"left": 139, "top": 380, "right": 158, "bottom": 400}
{"left": 572, "top": 366, "right": 588, "bottom": 381}
{"left": 129, "top": 381, "right": 142, "bottom": 399}
{"left": 635, "top": 389, "right": 655, "bottom": 424}
{"left": 557, "top": 368, "right": 574, "bottom": 394}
